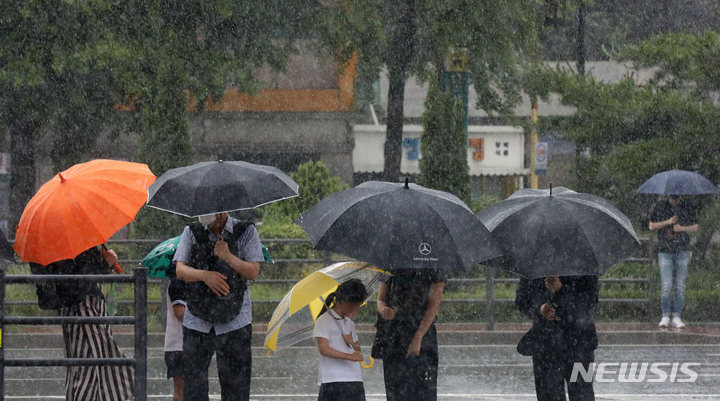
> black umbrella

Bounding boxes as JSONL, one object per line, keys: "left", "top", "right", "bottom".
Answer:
{"left": 477, "top": 186, "right": 640, "bottom": 279}
{"left": 636, "top": 169, "right": 718, "bottom": 195}
{"left": 296, "top": 180, "right": 503, "bottom": 271}
{"left": 147, "top": 160, "right": 299, "bottom": 217}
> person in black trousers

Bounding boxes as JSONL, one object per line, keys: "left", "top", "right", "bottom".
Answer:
{"left": 515, "top": 275, "right": 598, "bottom": 401}
{"left": 174, "top": 213, "right": 264, "bottom": 401}
{"left": 374, "top": 268, "right": 446, "bottom": 401}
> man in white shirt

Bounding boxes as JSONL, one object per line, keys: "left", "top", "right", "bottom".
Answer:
{"left": 174, "top": 213, "right": 263, "bottom": 401}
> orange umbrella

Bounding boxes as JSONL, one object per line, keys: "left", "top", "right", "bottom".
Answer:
{"left": 14, "top": 159, "right": 156, "bottom": 267}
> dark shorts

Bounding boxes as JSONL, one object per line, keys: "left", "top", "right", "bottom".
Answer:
{"left": 318, "top": 381, "right": 365, "bottom": 401}
{"left": 165, "top": 351, "right": 186, "bottom": 378}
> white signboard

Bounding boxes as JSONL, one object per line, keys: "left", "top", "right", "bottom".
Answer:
{"left": 352, "top": 125, "right": 528, "bottom": 176}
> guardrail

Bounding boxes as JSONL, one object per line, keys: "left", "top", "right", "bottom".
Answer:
{"left": 0, "top": 268, "right": 148, "bottom": 401}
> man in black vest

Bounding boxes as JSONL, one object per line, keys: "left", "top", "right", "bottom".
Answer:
{"left": 174, "top": 212, "right": 263, "bottom": 401}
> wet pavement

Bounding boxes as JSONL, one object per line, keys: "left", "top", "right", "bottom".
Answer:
{"left": 2, "top": 324, "right": 719, "bottom": 400}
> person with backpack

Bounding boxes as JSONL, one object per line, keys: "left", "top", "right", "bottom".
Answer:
{"left": 30, "top": 245, "right": 134, "bottom": 401}
{"left": 173, "top": 212, "right": 264, "bottom": 401}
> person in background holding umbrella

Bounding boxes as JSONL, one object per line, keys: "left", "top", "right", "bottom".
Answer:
{"left": 375, "top": 269, "right": 446, "bottom": 401}
{"left": 515, "top": 275, "right": 598, "bottom": 401}
{"left": 313, "top": 278, "right": 368, "bottom": 401}
{"left": 174, "top": 212, "right": 264, "bottom": 401}
{"left": 649, "top": 195, "right": 699, "bottom": 329}
{"left": 30, "top": 245, "right": 134, "bottom": 401}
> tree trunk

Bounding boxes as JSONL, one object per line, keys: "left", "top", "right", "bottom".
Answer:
{"left": 8, "top": 112, "right": 38, "bottom": 236}
{"left": 383, "top": 0, "right": 416, "bottom": 183}
{"left": 384, "top": 68, "right": 406, "bottom": 183}
{"left": 576, "top": 1, "right": 586, "bottom": 76}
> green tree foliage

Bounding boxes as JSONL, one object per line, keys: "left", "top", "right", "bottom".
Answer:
{"left": 622, "top": 31, "right": 720, "bottom": 98}
{"left": 316, "top": 0, "right": 540, "bottom": 182}
{"left": 265, "top": 160, "right": 347, "bottom": 221}
{"left": 257, "top": 160, "right": 346, "bottom": 264}
{"left": 417, "top": 73, "right": 470, "bottom": 203}
{"left": 0, "top": 0, "right": 127, "bottom": 230}
{"left": 110, "top": 0, "right": 315, "bottom": 238}
{"left": 527, "top": 31, "right": 720, "bottom": 219}
{"left": 109, "top": 0, "right": 316, "bottom": 175}
{"left": 539, "top": 0, "right": 719, "bottom": 61}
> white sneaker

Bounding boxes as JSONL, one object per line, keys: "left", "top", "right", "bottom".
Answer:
{"left": 659, "top": 317, "right": 670, "bottom": 328}
{"left": 671, "top": 317, "right": 686, "bottom": 328}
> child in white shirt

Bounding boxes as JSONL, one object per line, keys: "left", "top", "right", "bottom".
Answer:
{"left": 313, "top": 278, "right": 369, "bottom": 401}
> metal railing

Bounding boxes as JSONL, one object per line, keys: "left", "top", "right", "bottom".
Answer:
{"left": 0, "top": 268, "right": 148, "bottom": 401}
{"left": 0, "top": 237, "right": 656, "bottom": 330}
{"left": 111, "top": 237, "right": 654, "bottom": 331}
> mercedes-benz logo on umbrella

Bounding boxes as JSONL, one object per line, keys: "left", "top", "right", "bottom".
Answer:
{"left": 419, "top": 243, "right": 432, "bottom": 256}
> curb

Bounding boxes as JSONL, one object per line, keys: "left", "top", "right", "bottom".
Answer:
{"left": 4, "top": 323, "right": 719, "bottom": 349}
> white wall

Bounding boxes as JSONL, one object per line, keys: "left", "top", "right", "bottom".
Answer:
{"left": 352, "top": 124, "right": 528, "bottom": 176}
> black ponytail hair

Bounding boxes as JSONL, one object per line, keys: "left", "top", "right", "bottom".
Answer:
{"left": 318, "top": 278, "right": 369, "bottom": 318}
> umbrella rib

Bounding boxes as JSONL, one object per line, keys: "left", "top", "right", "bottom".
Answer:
{"left": 21, "top": 189, "right": 68, "bottom": 262}
{"left": 307, "top": 188, "right": 389, "bottom": 247}
{"left": 555, "top": 200, "right": 604, "bottom": 272}
{"left": 562, "top": 196, "right": 638, "bottom": 241}
{"left": 64, "top": 188, "right": 113, "bottom": 243}
{"left": 76, "top": 185, "right": 140, "bottom": 227}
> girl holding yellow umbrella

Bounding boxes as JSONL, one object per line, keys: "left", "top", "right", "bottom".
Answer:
{"left": 314, "top": 278, "right": 368, "bottom": 401}
{"left": 265, "top": 262, "right": 385, "bottom": 401}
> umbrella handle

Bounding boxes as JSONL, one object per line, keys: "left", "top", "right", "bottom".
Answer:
{"left": 101, "top": 244, "right": 122, "bottom": 273}
{"left": 360, "top": 356, "right": 374, "bottom": 369}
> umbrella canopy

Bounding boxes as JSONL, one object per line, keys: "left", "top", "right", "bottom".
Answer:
{"left": 264, "top": 261, "right": 389, "bottom": 353}
{"left": 477, "top": 186, "right": 640, "bottom": 279}
{"left": 296, "top": 180, "right": 503, "bottom": 271}
{"left": 142, "top": 236, "right": 182, "bottom": 278}
{"left": 14, "top": 160, "right": 156, "bottom": 266}
{"left": 146, "top": 160, "right": 299, "bottom": 217}
{"left": 636, "top": 169, "right": 718, "bottom": 195}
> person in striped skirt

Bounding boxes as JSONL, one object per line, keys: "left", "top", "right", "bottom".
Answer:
{"left": 33, "top": 246, "right": 134, "bottom": 401}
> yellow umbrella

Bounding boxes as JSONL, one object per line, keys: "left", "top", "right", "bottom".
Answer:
{"left": 264, "top": 261, "right": 390, "bottom": 367}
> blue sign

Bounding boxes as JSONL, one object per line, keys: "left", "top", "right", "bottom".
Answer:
{"left": 403, "top": 137, "right": 420, "bottom": 161}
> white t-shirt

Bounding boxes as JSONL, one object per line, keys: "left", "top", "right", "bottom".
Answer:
{"left": 313, "top": 310, "right": 363, "bottom": 385}
{"left": 164, "top": 293, "right": 185, "bottom": 352}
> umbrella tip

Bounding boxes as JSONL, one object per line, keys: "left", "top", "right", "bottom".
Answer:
{"left": 404, "top": 177, "right": 409, "bottom": 189}
{"left": 58, "top": 173, "right": 66, "bottom": 183}
{"left": 549, "top": 182, "right": 553, "bottom": 196}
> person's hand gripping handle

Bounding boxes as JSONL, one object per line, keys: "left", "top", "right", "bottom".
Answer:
{"left": 102, "top": 244, "right": 122, "bottom": 273}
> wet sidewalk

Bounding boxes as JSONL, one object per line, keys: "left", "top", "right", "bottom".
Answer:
{"left": 2, "top": 322, "right": 719, "bottom": 400}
